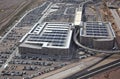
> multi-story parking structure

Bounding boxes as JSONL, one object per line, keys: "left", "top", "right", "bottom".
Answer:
{"left": 19, "top": 22, "right": 73, "bottom": 59}
{"left": 79, "top": 21, "right": 116, "bottom": 50}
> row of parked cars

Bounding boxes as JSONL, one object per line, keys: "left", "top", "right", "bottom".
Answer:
{"left": 23, "top": 63, "right": 67, "bottom": 79}
{"left": 16, "top": 1, "right": 51, "bottom": 28}
{"left": 0, "top": 54, "right": 9, "bottom": 59}
{"left": 23, "top": 66, "right": 38, "bottom": 71}
{"left": 14, "top": 55, "right": 59, "bottom": 62}
{"left": 1, "top": 71, "right": 26, "bottom": 76}
{"left": 9, "top": 60, "right": 53, "bottom": 66}
{"left": 0, "top": 1, "right": 52, "bottom": 79}
{"left": 14, "top": 55, "right": 42, "bottom": 60}
{"left": 78, "top": 51, "right": 96, "bottom": 59}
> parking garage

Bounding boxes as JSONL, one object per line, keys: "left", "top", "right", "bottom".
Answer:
{"left": 19, "top": 22, "right": 73, "bottom": 59}
{"left": 79, "top": 21, "right": 116, "bottom": 50}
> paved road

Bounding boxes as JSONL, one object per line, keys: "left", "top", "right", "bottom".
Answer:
{"left": 0, "top": 13, "right": 27, "bottom": 43}
{"left": 45, "top": 64, "right": 84, "bottom": 79}
{"left": 65, "top": 54, "right": 113, "bottom": 79}
{"left": 38, "top": 2, "right": 53, "bottom": 23}
{"left": 0, "top": 2, "right": 53, "bottom": 74}
{"left": 41, "top": 2, "right": 52, "bottom": 15}
{"left": 0, "top": 2, "right": 48, "bottom": 43}
{"left": 73, "top": 0, "right": 120, "bottom": 54}
{"left": 0, "top": 48, "right": 18, "bottom": 74}
{"left": 77, "top": 59, "right": 120, "bottom": 79}
{"left": 74, "top": 28, "right": 120, "bottom": 54}
{"left": 44, "top": 58, "right": 102, "bottom": 79}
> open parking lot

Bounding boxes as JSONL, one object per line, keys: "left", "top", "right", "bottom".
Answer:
{"left": 0, "top": 1, "right": 79, "bottom": 79}
{"left": 0, "top": 0, "right": 105, "bottom": 79}
{"left": 0, "top": 1, "right": 53, "bottom": 78}
{"left": 43, "top": 3, "right": 79, "bottom": 22}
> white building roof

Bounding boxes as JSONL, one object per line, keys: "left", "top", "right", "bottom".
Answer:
{"left": 20, "top": 22, "right": 73, "bottom": 49}
{"left": 74, "top": 8, "right": 82, "bottom": 26}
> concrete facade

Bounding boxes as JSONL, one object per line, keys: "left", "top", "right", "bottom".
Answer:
{"left": 19, "top": 22, "right": 73, "bottom": 59}
{"left": 80, "top": 21, "right": 115, "bottom": 50}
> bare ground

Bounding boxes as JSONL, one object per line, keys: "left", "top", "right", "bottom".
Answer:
{"left": 0, "top": 0, "right": 32, "bottom": 35}
{"left": 0, "top": 0, "right": 45, "bottom": 35}
{"left": 91, "top": 66, "right": 120, "bottom": 79}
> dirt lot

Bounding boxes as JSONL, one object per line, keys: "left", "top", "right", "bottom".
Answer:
{"left": 0, "top": 0, "right": 32, "bottom": 35}
{"left": 0, "top": 0, "right": 25, "bottom": 21}
{"left": 91, "top": 66, "right": 120, "bottom": 79}
{"left": 0, "top": 0, "right": 45, "bottom": 35}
